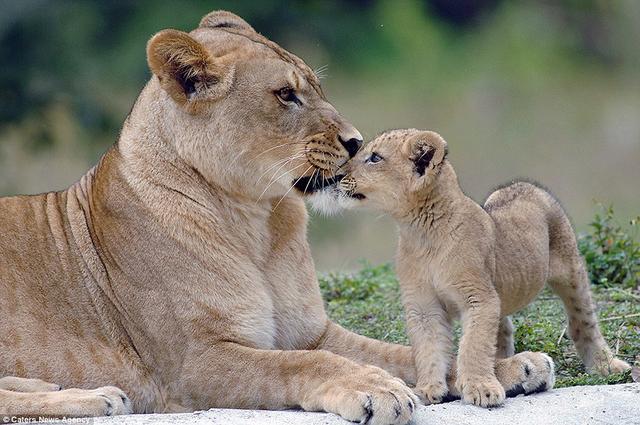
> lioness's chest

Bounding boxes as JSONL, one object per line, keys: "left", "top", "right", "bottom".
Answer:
{"left": 260, "top": 202, "right": 327, "bottom": 350}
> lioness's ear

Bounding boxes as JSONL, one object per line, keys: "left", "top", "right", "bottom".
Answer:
{"left": 199, "top": 10, "right": 255, "bottom": 32}
{"left": 403, "top": 131, "right": 448, "bottom": 177}
{"left": 147, "top": 29, "right": 232, "bottom": 109}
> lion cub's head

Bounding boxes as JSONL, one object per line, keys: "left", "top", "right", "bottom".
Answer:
{"left": 139, "top": 11, "right": 362, "bottom": 205}
{"left": 337, "top": 129, "right": 448, "bottom": 214}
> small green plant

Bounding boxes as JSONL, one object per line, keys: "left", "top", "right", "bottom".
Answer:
{"left": 578, "top": 205, "right": 640, "bottom": 289}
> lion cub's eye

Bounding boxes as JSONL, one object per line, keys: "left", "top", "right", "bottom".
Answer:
{"left": 275, "top": 87, "right": 302, "bottom": 106}
{"left": 366, "top": 152, "right": 383, "bottom": 164}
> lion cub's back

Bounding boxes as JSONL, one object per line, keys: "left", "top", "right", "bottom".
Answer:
{"left": 483, "top": 181, "right": 556, "bottom": 313}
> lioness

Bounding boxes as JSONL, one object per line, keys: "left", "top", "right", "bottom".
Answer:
{"left": 337, "top": 129, "right": 631, "bottom": 407}
{"left": 0, "top": 12, "right": 554, "bottom": 422}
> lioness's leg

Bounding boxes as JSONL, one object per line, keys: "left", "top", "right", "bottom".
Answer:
{"left": 316, "top": 321, "right": 555, "bottom": 400}
{"left": 0, "top": 386, "right": 131, "bottom": 418}
{"left": 316, "top": 322, "right": 416, "bottom": 384}
{"left": 496, "top": 316, "right": 515, "bottom": 358}
{"left": 181, "top": 342, "right": 418, "bottom": 425}
{"left": 0, "top": 377, "right": 61, "bottom": 393}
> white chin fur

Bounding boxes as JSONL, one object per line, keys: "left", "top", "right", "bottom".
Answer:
{"left": 307, "top": 188, "right": 358, "bottom": 216}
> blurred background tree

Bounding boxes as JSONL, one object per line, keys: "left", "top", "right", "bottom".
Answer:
{"left": 1, "top": 0, "right": 638, "bottom": 270}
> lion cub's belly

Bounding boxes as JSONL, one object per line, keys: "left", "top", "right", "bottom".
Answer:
{"left": 493, "top": 243, "right": 549, "bottom": 316}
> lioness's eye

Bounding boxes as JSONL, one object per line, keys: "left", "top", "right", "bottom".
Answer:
{"left": 275, "top": 87, "right": 302, "bottom": 106}
{"left": 366, "top": 152, "right": 383, "bottom": 164}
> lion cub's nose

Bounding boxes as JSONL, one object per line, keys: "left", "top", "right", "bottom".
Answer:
{"left": 339, "top": 136, "right": 363, "bottom": 158}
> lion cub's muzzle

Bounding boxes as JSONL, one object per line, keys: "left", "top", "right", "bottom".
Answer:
{"left": 338, "top": 175, "right": 365, "bottom": 200}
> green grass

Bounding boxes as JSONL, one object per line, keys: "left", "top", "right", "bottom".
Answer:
{"left": 319, "top": 263, "right": 639, "bottom": 388}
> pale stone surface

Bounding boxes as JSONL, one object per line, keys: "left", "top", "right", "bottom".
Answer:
{"left": 72, "top": 383, "right": 640, "bottom": 425}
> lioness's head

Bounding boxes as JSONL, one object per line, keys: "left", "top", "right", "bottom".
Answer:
{"left": 141, "top": 11, "right": 362, "bottom": 204}
{"left": 337, "top": 129, "right": 448, "bottom": 214}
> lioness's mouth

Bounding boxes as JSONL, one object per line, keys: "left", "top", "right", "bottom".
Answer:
{"left": 293, "top": 173, "right": 344, "bottom": 194}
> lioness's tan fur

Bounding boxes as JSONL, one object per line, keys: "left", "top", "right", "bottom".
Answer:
{"left": 339, "top": 129, "right": 630, "bottom": 408}
{"left": 1, "top": 13, "right": 555, "bottom": 423}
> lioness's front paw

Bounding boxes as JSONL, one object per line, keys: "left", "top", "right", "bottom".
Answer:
{"left": 497, "top": 351, "right": 555, "bottom": 398}
{"left": 457, "top": 375, "right": 505, "bottom": 407}
{"left": 63, "top": 386, "right": 132, "bottom": 416}
{"left": 306, "top": 365, "right": 419, "bottom": 425}
{"left": 414, "top": 381, "right": 449, "bottom": 405}
{"left": 0, "top": 376, "right": 62, "bottom": 392}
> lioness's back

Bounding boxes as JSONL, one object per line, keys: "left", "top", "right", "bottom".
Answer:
{"left": 0, "top": 192, "right": 70, "bottom": 289}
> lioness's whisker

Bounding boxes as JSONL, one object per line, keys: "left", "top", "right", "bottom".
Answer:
{"left": 257, "top": 155, "right": 304, "bottom": 193}
{"left": 303, "top": 169, "right": 316, "bottom": 195}
{"left": 257, "top": 153, "right": 304, "bottom": 184}
{"left": 314, "top": 64, "right": 329, "bottom": 79}
{"left": 257, "top": 161, "right": 308, "bottom": 203}
{"left": 273, "top": 164, "right": 314, "bottom": 211}
{"left": 248, "top": 142, "right": 303, "bottom": 165}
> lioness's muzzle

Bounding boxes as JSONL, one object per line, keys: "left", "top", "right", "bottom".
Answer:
{"left": 293, "top": 173, "right": 344, "bottom": 194}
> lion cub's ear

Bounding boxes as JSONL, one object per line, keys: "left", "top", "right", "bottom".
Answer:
{"left": 403, "top": 131, "right": 448, "bottom": 178}
{"left": 147, "top": 29, "right": 233, "bottom": 111}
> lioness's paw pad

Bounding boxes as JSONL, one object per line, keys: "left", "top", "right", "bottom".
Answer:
{"left": 458, "top": 376, "right": 505, "bottom": 408}
{"left": 318, "top": 366, "right": 419, "bottom": 425}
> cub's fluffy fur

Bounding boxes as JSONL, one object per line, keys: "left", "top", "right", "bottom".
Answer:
{"left": 339, "top": 129, "right": 630, "bottom": 407}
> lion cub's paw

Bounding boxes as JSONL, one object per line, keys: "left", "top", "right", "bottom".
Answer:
{"left": 312, "top": 365, "right": 419, "bottom": 425}
{"left": 414, "top": 381, "right": 449, "bottom": 405}
{"left": 457, "top": 376, "right": 505, "bottom": 408}
{"left": 593, "top": 357, "right": 631, "bottom": 376}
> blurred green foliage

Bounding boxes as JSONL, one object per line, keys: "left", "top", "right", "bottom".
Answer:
{"left": 2, "top": 0, "right": 638, "bottom": 142}
{"left": 578, "top": 205, "right": 640, "bottom": 289}
{"left": 2, "top": 1, "right": 638, "bottom": 270}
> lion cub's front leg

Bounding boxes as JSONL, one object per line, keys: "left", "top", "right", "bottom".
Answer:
{"left": 455, "top": 281, "right": 505, "bottom": 407}
{"left": 404, "top": 294, "right": 453, "bottom": 405}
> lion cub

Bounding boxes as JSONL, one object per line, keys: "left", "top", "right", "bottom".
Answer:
{"left": 338, "top": 129, "right": 630, "bottom": 407}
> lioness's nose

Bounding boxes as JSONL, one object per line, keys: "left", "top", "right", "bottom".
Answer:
{"left": 339, "top": 136, "right": 363, "bottom": 158}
